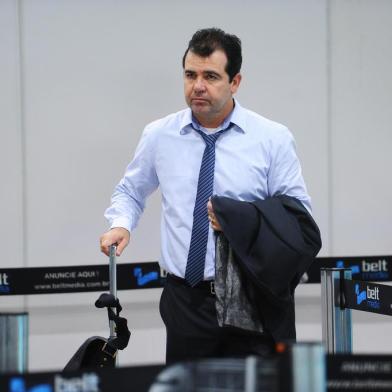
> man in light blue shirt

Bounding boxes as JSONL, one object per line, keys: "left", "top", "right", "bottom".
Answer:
{"left": 100, "top": 28, "right": 311, "bottom": 363}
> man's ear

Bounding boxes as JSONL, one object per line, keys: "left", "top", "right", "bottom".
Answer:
{"left": 230, "top": 73, "right": 242, "bottom": 94}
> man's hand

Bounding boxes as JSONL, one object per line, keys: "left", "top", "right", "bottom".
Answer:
{"left": 207, "top": 199, "right": 222, "bottom": 231}
{"left": 100, "top": 227, "right": 130, "bottom": 256}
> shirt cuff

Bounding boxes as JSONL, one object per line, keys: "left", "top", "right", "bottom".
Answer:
{"left": 110, "top": 217, "right": 132, "bottom": 233}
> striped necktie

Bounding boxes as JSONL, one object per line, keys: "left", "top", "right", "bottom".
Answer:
{"left": 185, "top": 127, "right": 229, "bottom": 286}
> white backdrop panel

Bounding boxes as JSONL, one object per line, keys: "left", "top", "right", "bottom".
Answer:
{"left": 0, "top": 0, "right": 24, "bottom": 269}
{"left": 14, "top": 0, "right": 329, "bottom": 369}
{"left": 20, "top": 0, "right": 328, "bottom": 271}
{"left": 330, "top": 0, "right": 392, "bottom": 255}
{"left": 0, "top": 0, "right": 25, "bottom": 310}
{"left": 8, "top": 0, "right": 392, "bottom": 370}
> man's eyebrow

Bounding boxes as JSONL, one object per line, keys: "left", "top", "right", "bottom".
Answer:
{"left": 184, "top": 69, "right": 221, "bottom": 76}
{"left": 203, "top": 70, "right": 221, "bottom": 77}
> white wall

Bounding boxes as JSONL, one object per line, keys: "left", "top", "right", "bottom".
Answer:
{"left": 0, "top": 0, "right": 25, "bottom": 312}
{"left": 0, "top": 0, "right": 391, "bottom": 371}
{"left": 330, "top": 0, "right": 392, "bottom": 255}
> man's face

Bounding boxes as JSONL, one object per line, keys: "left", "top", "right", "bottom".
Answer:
{"left": 183, "top": 50, "right": 241, "bottom": 127}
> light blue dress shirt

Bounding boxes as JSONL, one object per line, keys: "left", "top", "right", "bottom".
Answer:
{"left": 105, "top": 100, "right": 311, "bottom": 280}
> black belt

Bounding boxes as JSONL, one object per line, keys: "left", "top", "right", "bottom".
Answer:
{"left": 166, "top": 274, "right": 215, "bottom": 296}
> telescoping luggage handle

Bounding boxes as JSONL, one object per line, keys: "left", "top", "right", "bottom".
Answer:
{"left": 109, "top": 244, "right": 117, "bottom": 340}
{"left": 63, "top": 244, "right": 130, "bottom": 371}
{"left": 95, "top": 244, "right": 130, "bottom": 366}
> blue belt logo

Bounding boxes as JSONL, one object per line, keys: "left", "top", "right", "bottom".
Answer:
{"left": 9, "top": 378, "right": 52, "bottom": 392}
{"left": 336, "top": 260, "right": 360, "bottom": 274}
{"left": 336, "top": 259, "right": 389, "bottom": 280}
{"left": 133, "top": 267, "right": 158, "bottom": 286}
{"left": 355, "top": 283, "right": 380, "bottom": 309}
{"left": 355, "top": 284, "right": 366, "bottom": 305}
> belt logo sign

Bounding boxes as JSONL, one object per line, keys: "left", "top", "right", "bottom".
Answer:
{"left": 0, "top": 272, "right": 10, "bottom": 293}
{"left": 355, "top": 284, "right": 367, "bottom": 305}
{"left": 336, "top": 260, "right": 360, "bottom": 274}
{"left": 133, "top": 267, "right": 159, "bottom": 286}
{"left": 355, "top": 283, "right": 380, "bottom": 309}
{"left": 9, "top": 373, "right": 100, "bottom": 392}
{"left": 362, "top": 259, "right": 388, "bottom": 280}
{"left": 337, "top": 259, "right": 389, "bottom": 280}
{"left": 9, "top": 378, "right": 52, "bottom": 392}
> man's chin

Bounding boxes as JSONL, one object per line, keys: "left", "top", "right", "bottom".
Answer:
{"left": 190, "top": 102, "right": 210, "bottom": 113}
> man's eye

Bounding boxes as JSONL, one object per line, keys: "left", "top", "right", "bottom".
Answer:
{"left": 205, "top": 74, "right": 217, "bottom": 80}
{"left": 185, "top": 73, "right": 196, "bottom": 79}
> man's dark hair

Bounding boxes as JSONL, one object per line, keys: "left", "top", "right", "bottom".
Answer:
{"left": 182, "top": 28, "right": 242, "bottom": 82}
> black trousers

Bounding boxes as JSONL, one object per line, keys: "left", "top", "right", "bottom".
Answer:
{"left": 159, "top": 274, "right": 275, "bottom": 364}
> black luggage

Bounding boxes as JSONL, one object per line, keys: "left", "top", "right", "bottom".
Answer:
{"left": 63, "top": 245, "right": 130, "bottom": 371}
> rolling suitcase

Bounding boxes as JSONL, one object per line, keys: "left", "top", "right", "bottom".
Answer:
{"left": 63, "top": 245, "right": 130, "bottom": 371}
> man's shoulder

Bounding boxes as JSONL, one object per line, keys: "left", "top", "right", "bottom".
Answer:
{"left": 144, "top": 108, "right": 190, "bottom": 134}
{"left": 238, "top": 105, "right": 291, "bottom": 140}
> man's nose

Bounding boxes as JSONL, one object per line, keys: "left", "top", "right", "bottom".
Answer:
{"left": 194, "top": 77, "right": 206, "bottom": 92}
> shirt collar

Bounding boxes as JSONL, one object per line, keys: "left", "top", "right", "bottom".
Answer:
{"left": 180, "top": 99, "right": 246, "bottom": 135}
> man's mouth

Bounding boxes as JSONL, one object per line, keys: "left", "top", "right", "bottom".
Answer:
{"left": 191, "top": 98, "right": 209, "bottom": 103}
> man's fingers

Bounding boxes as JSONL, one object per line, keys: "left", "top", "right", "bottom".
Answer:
{"left": 100, "top": 238, "right": 113, "bottom": 256}
{"left": 207, "top": 200, "right": 221, "bottom": 230}
{"left": 101, "top": 247, "right": 110, "bottom": 257}
{"left": 211, "top": 220, "right": 222, "bottom": 231}
{"left": 207, "top": 200, "right": 215, "bottom": 222}
{"left": 99, "top": 227, "right": 130, "bottom": 257}
{"left": 100, "top": 246, "right": 109, "bottom": 257}
{"left": 207, "top": 207, "right": 222, "bottom": 231}
{"left": 116, "top": 237, "right": 128, "bottom": 256}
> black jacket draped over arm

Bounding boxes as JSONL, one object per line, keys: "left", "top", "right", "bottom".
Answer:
{"left": 211, "top": 195, "right": 322, "bottom": 342}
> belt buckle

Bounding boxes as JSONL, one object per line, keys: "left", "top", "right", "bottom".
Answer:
{"left": 210, "top": 281, "right": 215, "bottom": 295}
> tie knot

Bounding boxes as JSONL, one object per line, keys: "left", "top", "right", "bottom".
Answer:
{"left": 197, "top": 129, "right": 226, "bottom": 147}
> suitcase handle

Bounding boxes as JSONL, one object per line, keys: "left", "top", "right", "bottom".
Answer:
{"left": 109, "top": 244, "right": 117, "bottom": 339}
